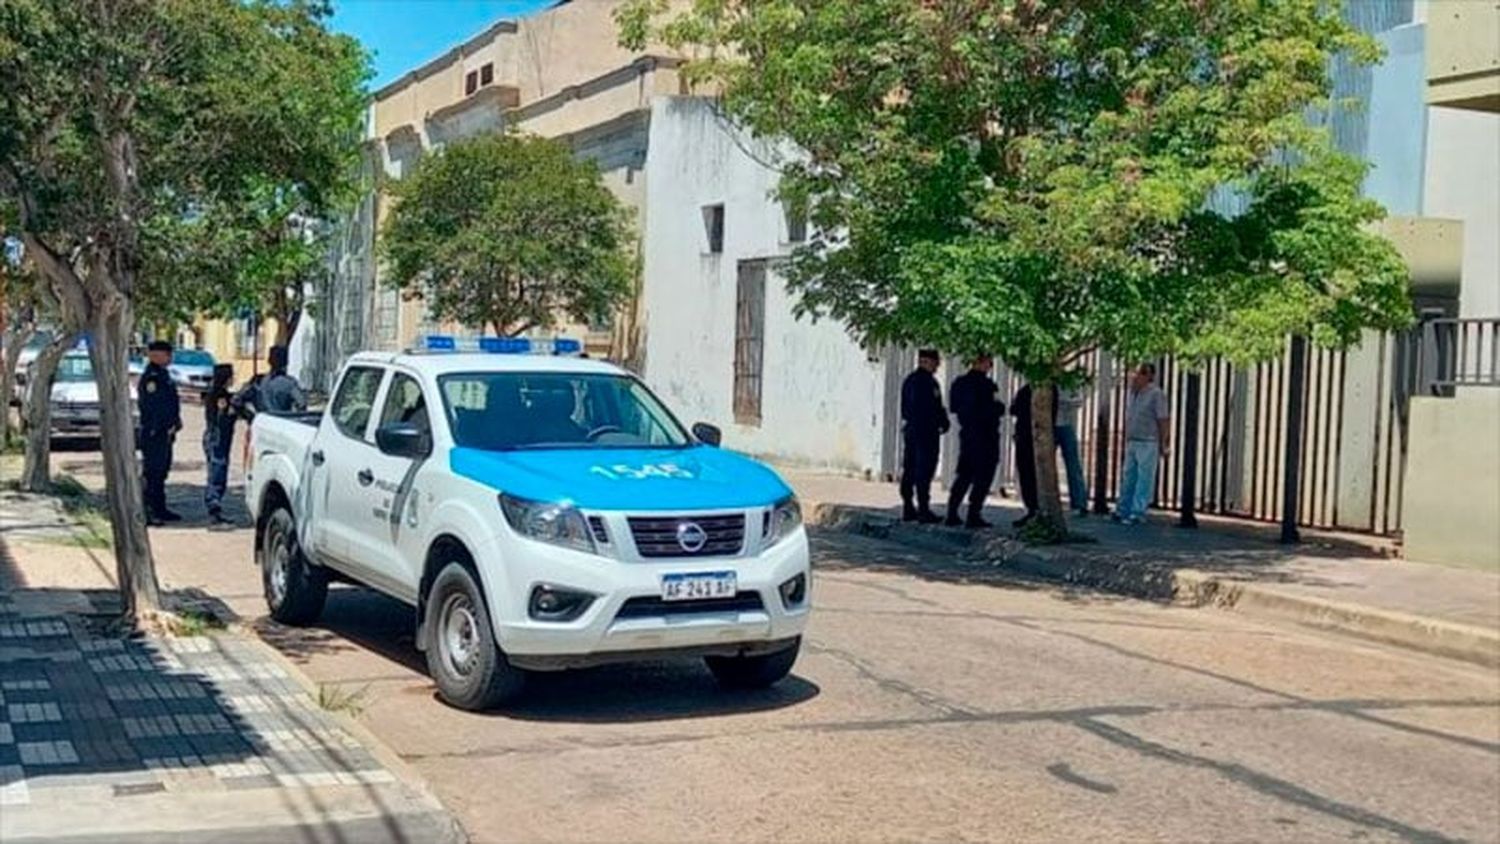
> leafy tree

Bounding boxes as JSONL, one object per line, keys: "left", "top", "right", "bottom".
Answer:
{"left": 382, "top": 134, "right": 634, "bottom": 338}
{"left": 620, "top": 0, "right": 1411, "bottom": 538}
{"left": 0, "top": 0, "right": 368, "bottom": 620}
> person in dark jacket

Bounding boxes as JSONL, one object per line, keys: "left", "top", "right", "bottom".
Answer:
{"left": 234, "top": 345, "right": 307, "bottom": 420}
{"left": 899, "top": 349, "right": 948, "bottom": 523}
{"left": 945, "top": 355, "right": 1004, "bottom": 528}
{"left": 137, "top": 340, "right": 182, "bottom": 526}
{"left": 202, "top": 364, "right": 238, "bottom": 530}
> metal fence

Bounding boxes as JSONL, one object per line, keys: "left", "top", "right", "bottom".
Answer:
{"left": 1424, "top": 317, "right": 1500, "bottom": 391}
{"left": 1071, "top": 331, "right": 1423, "bottom": 536}
{"left": 893, "top": 316, "right": 1500, "bottom": 539}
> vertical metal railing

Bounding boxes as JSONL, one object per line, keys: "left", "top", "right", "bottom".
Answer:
{"left": 1072, "top": 326, "right": 1424, "bottom": 537}
{"left": 1423, "top": 317, "right": 1500, "bottom": 392}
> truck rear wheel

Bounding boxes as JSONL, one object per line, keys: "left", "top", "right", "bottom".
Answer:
{"left": 424, "top": 562, "right": 526, "bottom": 711}
{"left": 705, "top": 638, "right": 801, "bottom": 690}
{"left": 260, "top": 505, "right": 328, "bottom": 625}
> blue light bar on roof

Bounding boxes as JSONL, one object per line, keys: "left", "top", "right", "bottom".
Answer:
{"left": 412, "top": 334, "right": 582, "bottom": 356}
{"left": 479, "top": 336, "right": 531, "bottom": 354}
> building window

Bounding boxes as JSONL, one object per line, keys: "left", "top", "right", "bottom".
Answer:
{"left": 733, "top": 260, "right": 767, "bottom": 425}
{"left": 479, "top": 62, "right": 494, "bottom": 86}
{"left": 702, "top": 203, "right": 725, "bottom": 254}
{"left": 783, "top": 201, "right": 807, "bottom": 243}
{"left": 465, "top": 70, "right": 478, "bottom": 96}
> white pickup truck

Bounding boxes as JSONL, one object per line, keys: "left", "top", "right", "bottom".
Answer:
{"left": 247, "top": 342, "right": 810, "bottom": 710}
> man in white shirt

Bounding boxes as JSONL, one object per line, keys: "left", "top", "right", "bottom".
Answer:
{"left": 1114, "top": 363, "right": 1170, "bottom": 525}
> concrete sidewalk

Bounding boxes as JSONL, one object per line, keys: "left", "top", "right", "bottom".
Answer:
{"left": 0, "top": 487, "right": 463, "bottom": 844}
{"left": 782, "top": 470, "right": 1500, "bottom": 667}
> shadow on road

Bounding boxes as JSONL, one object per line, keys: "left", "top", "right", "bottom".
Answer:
{"left": 256, "top": 584, "right": 822, "bottom": 724}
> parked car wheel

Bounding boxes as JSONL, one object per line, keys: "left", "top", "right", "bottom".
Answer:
{"left": 705, "top": 638, "right": 801, "bottom": 690}
{"left": 259, "top": 505, "right": 328, "bottom": 625}
{"left": 424, "top": 562, "right": 526, "bottom": 711}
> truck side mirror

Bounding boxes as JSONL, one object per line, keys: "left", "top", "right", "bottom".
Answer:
{"left": 691, "top": 422, "right": 722, "bottom": 447}
{"left": 376, "top": 422, "right": 431, "bottom": 459}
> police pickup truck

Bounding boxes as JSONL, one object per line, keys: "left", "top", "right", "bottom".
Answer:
{"left": 246, "top": 338, "right": 809, "bottom": 710}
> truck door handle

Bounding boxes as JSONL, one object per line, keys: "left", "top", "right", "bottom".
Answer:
{"left": 311, "top": 449, "right": 325, "bottom": 466}
{"left": 357, "top": 468, "right": 374, "bottom": 487}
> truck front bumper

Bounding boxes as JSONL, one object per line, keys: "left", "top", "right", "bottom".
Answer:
{"left": 485, "top": 529, "right": 811, "bottom": 669}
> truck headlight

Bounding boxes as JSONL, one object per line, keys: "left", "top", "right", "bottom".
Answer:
{"left": 765, "top": 495, "right": 802, "bottom": 547}
{"left": 499, "top": 494, "right": 596, "bottom": 555}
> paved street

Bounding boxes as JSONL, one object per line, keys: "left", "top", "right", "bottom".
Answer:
{"left": 19, "top": 417, "right": 1497, "bottom": 843}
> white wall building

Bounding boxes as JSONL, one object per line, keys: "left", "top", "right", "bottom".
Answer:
{"left": 639, "top": 97, "right": 896, "bottom": 474}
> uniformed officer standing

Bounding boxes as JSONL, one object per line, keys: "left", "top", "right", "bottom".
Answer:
{"left": 137, "top": 340, "right": 182, "bottom": 526}
{"left": 202, "top": 364, "right": 238, "bottom": 531}
{"left": 899, "top": 349, "right": 948, "bottom": 523}
{"left": 945, "top": 355, "right": 1004, "bottom": 528}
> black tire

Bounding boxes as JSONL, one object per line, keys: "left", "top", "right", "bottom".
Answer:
{"left": 259, "top": 505, "right": 328, "bottom": 625}
{"left": 423, "top": 562, "right": 526, "bottom": 711}
{"left": 705, "top": 638, "right": 801, "bottom": 690}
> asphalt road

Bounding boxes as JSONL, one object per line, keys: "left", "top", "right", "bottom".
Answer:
{"left": 50, "top": 415, "right": 1500, "bottom": 844}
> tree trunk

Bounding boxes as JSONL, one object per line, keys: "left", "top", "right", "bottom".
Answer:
{"left": 87, "top": 298, "right": 162, "bottom": 617}
{"left": 1, "top": 321, "right": 35, "bottom": 447}
{"left": 19, "top": 330, "right": 78, "bottom": 491}
{"left": 1030, "top": 383, "right": 1067, "bottom": 540}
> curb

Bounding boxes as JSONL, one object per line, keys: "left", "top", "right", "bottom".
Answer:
{"left": 806, "top": 501, "right": 1500, "bottom": 669}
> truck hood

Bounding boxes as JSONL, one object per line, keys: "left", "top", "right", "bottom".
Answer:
{"left": 51, "top": 381, "right": 99, "bottom": 404}
{"left": 449, "top": 445, "right": 793, "bottom": 511}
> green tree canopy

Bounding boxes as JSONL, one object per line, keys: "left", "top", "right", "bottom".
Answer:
{"left": 621, "top": 0, "right": 1413, "bottom": 536}
{"left": 381, "top": 133, "right": 634, "bottom": 338}
{"left": 0, "top": 0, "right": 368, "bottom": 618}
{"left": 620, "top": 0, "right": 1411, "bottom": 374}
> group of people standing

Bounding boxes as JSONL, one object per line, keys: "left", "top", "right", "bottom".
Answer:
{"left": 898, "top": 351, "right": 1170, "bottom": 528}
{"left": 137, "top": 342, "right": 306, "bottom": 529}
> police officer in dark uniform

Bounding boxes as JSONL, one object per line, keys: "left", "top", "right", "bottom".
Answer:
{"left": 899, "top": 349, "right": 948, "bottom": 523}
{"left": 945, "top": 355, "right": 1004, "bottom": 528}
{"left": 137, "top": 340, "right": 182, "bottom": 526}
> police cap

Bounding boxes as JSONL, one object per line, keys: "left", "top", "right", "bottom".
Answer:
{"left": 147, "top": 340, "right": 173, "bottom": 353}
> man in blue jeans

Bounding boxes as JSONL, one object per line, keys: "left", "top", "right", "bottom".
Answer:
{"left": 1054, "top": 384, "right": 1089, "bottom": 515}
{"left": 202, "top": 364, "right": 238, "bottom": 531}
{"left": 1114, "top": 363, "right": 1171, "bottom": 525}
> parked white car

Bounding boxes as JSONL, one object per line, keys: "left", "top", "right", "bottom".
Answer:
{"left": 246, "top": 339, "right": 811, "bottom": 710}
{"left": 169, "top": 348, "right": 216, "bottom": 393}
{"left": 23, "top": 351, "right": 138, "bottom": 443}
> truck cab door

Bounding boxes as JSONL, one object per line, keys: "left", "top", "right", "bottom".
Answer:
{"left": 359, "top": 369, "right": 434, "bottom": 603}
{"left": 316, "top": 365, "right": 387, "bottom": 571}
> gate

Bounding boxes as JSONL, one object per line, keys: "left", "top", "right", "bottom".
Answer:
{"left": 1073, "top": 329, "right": 1423, "bottom": 536}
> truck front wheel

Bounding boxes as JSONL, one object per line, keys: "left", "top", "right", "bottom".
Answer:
{"left": 705, "top": 638, "right": 801, "bottom": 690}
{"left": 260, "top": 505, "right": 328, "bottom": 625}
{"left": 424, "top": 562, "right": 526, "bottom": 711}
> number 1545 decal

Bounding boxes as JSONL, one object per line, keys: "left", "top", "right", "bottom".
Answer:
{"left": 589, "top": 463, "right": 696, "bottom": 481}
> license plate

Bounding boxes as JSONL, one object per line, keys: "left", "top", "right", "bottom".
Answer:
{"left": 660, "top": 571, "right": 737, "bottom": 602}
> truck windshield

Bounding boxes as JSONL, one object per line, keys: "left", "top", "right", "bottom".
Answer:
{"left": 439, "top": 372, "right": 692, "bottom": 451}
{"left": 56, "top": 356, "right": 93, "bottom": 382}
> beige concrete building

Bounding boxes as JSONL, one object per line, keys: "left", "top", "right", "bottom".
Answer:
{"left": 360, "top": 0, "right": 686, "bottom": 361}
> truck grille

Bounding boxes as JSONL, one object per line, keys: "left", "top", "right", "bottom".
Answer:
{"left": 615, "top": 592, "right": 764, "bottom": 619}
{"left": 626, "top": 513, "right": 745, "bottom": 558}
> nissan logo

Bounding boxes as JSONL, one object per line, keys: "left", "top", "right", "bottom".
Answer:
{"left": 675, "top": 521, "right": 709, "bottom": 553}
